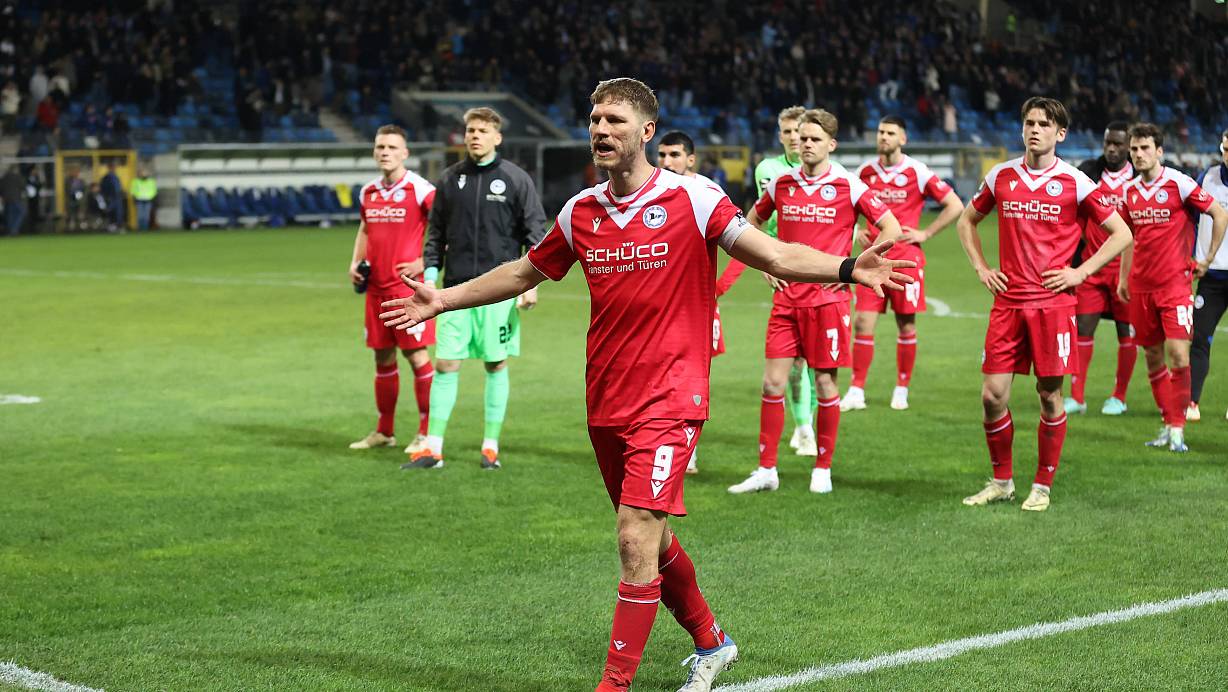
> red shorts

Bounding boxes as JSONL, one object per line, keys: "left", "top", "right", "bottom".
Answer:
{"left": 854, "top": 266, "right": 926, "bottom": 315}
{"left": 365, "top": 289, "right": 436, "bottom": 351}
{"left": 765, "top": 301, "right": 851, "bottom": 369}
{"left": 982, "top": 304, "right": 1078, "bottom": 377}
{"left": 712, "top": 305, "right": 726, "bottom": 357}
{"left": 588, "top": 419, "right": 703, "bottom": 516}
{"left": 1075, "top": 268, "right": 1129, "bottom": 322}
{"left": 1129, "top": 289, "right": 1194, "bottom": 347}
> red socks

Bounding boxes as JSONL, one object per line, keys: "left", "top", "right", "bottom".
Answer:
{"left": 815, "top": 396, "right": 840, "bottom": 469}
{"left": 374, "top": 362, "right": 399, "bottom": 436}
{"left": 1071, "top": 337, "right": 1095, "bottom": 403}
{"left": 1035, "top": 413, "right": 1067, "bottom": 487}
{"left": 984, "top": 410, "right": 1014, "bottom": 480}
{"left": 896, "top": 334, "right": 917, "bottom": 387}
{"left": 1148, "top": 367, "right": 1174, "bottom": 424}
{"left": 758, "top": 394, "right": 785, "bottom": 469}
{"left": 851, "top": 336, "right": 874, "bottom": 388}
{"left": 1113, "top": 336, "right": 1136, "bottom": 401}
{"left": 1169, "top": 366, "right": 1191, "bottom": 428}
{"left": 659, "top": 535, "right": 722, "bottom": 650}
{"left": 412, "top": 361, "right": 434, "bottom": 435}
{"left": 600, "top": 578, "right": 661, "bottom": 690}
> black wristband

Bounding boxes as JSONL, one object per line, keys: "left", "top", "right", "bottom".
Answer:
{"left": 839, "top": 257, "right": 856, "bottom": 284}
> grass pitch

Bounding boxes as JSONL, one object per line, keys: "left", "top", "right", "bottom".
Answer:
{"left": 1, "top": 221, "right": 1226, "bottom": 691}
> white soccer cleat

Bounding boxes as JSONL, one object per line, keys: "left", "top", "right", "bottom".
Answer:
{"left": 890, "top": 386, "right": 910, "bottom": 410}
{"left": 1145, "top": 425, "right": 1171, "bottom": 448}
{"left": 1185, "top": 403, "right": 1201, "bottom": 422}
{"left": 809, "top": 467, "right": 832, "bottom": 494}
{"left": 686, "top": 450, "right": 698, "bottom": 475}
{"left": 676, "top": 636, "right": 739, "bottom": 692}
{"left": 349, "top": 431, "right": 397, "bottom": 449}
{"left": 788, "top": 427, "right": 802, "bottom": 450}
{"left": 1063, "top": 397, "right": 1087, "bottom": 415}
{"left": 962, "top": 479, "right": 1015, "bottom": 506}
{"left": 839, "top": 386, "right": 866, "bottom": 411}
{"left": 1020, "top": 484, "right": 1051, "bottom": 512}
{"left": 1168, "top": 427, "right": 1188, "bottom": 453}
{"left": 794, "top": 427, "right": 817, "bottom": 456}
{"left": 404, "top": 434, "right": 429, "bottom": 455}
{"left": 727, "top": 466, "right": 779, "bottom": 494}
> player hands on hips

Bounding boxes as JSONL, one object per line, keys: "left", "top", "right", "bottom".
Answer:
{"left": 842, "top": 115, "right": 965, "bottom": 413}
{"left": 1119, "top": 123, "right": 1228, "bottom": 453}
{"left": 348, "top": 125, "right": 437, "bottom": 456}
{"left": 957, "top": 97, "right": 1132, "bottom": 512}
{"left": 728, "top": 108, "right": 902, "bottom": 497}
{"left": 378, "top": 78, "right": 914, "bottom": 692}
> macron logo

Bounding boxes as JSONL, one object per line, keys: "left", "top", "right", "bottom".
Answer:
{"left": 614, "top": 640, "right": 627, "bottom": 651}
{"left": 1009, "top": 180, "right": 1019, "bottom": 191}
{"left": 651, "top": 480, "right": 665, "bottom": 498}
{"left": 593, "top": 217, "right": 602, "bottom": 233}
{"left": 684, "top": 427, "right": 696, "bottom": 445}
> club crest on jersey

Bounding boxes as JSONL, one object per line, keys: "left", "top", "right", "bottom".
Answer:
{"left": 642, "top": 205, "right": 668, "bottom": 228}
{"left": 458, "top": 174, "right": 467, "bottom": 189}
{"left": 894, "top": 174, "right": 908, "bottom": 186}
{"left": 490, "top": 179, "right": 506, "bottom": 194}
{"left": 820, "top": 184, "right": 837, "bottom": 201}
{"left": 1045, "top": 180, "right": 1063, "bottom": 196}
{"left": 393, "top": 189, "right": 406, "bottom": 202}
{"left": 1156, "top": 190, "right": 1168, "bottom": 204}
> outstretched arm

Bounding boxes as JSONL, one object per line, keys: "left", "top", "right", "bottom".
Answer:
{"left": 725, "top": 224, "right": 915, "bottom": 297}
{"left": 380, "top": 256, "right": 547, "bottom": 331}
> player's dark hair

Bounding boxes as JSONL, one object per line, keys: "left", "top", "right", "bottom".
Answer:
{"left": 1129, "top": 122, "right": 1164, "bottom": 148}
{"left": 591, "top": 78, "right": 659, "bottom": 123}
{"left": 800, "top": 109, "right": 838, "bottom": 138}
{"left": 659, "top": 131, "right": 695, "bottom": 155}
{"left": 879, "top": 115, "right": 907, "bottom": 131}
{"left": 1020, "top": 96, "right": 1070, "bottom": 130}
{"left": 375, "top": 124, "right": 408, "bottom": 144}
{"left": 1104, "top": 121, "right": 1129, "bottom": 134}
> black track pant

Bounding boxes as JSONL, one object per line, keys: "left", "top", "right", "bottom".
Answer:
{"left": 1191, "top": 275, "right": 1228, "bottom": 403}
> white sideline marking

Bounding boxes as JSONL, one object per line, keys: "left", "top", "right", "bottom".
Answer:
{"left": 716, "top": 588, "right": 1228, "bottom": 692}
{"left": 0, "top": 394, "right": 41, "bottom": 405}
{"left": 0, "top": 661, "right": 103, "bottom": 692}
{"left": 4, "top": 268, "right": 1227, "bottom": 333}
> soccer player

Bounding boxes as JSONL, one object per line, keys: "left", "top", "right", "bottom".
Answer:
{"left": 347, "top": 125, "right": 436, "bottom": 454}
{"left": 842, "top": 115, "right": 963, "bottom": 411}
{"left": 1188, "top": 129, "right": 1228, "bottom": 422}
{"left": 379, "top": 78, "right": 913, "bottom": 692}
{"left": 1119, "top": 122, "right": 1227, "bottom": 452}
{"left": 717, "top": 106, "right": 819, "bottom": 456}
{"left": 409, "top": 107, "right": 548, "bottom": 470}
{"left": 958, "top": 96, "right": 1131, "bottom": 512}
{"left": 1064, "top": 122, "right": 1137, "bottom": 416}
{"left": 658, "top": 129, "right": 721, "bottom": 474}
{"left": 728, "top": 109, "right": 901, "bottom": 496}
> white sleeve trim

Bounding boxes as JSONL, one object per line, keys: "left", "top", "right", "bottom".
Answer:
{"left": 718, "top": 219, "right": 751, "bottom": 252}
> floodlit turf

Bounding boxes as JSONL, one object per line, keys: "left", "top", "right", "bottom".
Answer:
{"left": 1, "top": 221, "right": 1225, "bottom": 691}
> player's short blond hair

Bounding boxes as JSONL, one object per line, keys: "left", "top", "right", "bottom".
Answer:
{"left": 375, "top": 124, "right": 408, "bottom": 144}
{"left": 778, "top": 106, "right": 805, "bottom": 124}
{"left": 463, "top": 107, "right": 503, "bottom": 131}
{"left": 590, "top": 78, "right": 659, "bottom": 123}
{"left": 800, "top": 108, "right": 839, "bottom": 138}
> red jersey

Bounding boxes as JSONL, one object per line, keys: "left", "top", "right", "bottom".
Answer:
{"left": 970, "top": 156, "right": 1116, "bottom": 308}
{"left": 526, "top": 168, "right": 746, "bottom": 426}
{"left": 856, "top": 155, "right": 953, "bottom": 266}
{"left": 1081, "top": 162, "right": 1134, "bottom": 274}
{"left": 1122, "top": 166, "right": 1215, "bottom": 293}
{"left": 753, "top": 162, "right": 890, "bottom": 307}
{"left": 359, "top": 170, "right": 436, "bottom": 292}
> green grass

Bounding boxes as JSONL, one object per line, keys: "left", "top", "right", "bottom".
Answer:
{"left": 1, "top": 222, "right": 1225, "bottom": 691}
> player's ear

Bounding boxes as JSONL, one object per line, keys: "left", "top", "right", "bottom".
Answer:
{"left": 642, "top": 119, "right": 656, "bottom": 144}
{"left": 1056, "top": 128, "right": 1068, "bottom": 143}
{"left": 494, "top": 129, "right": 503, "bottom": 147}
